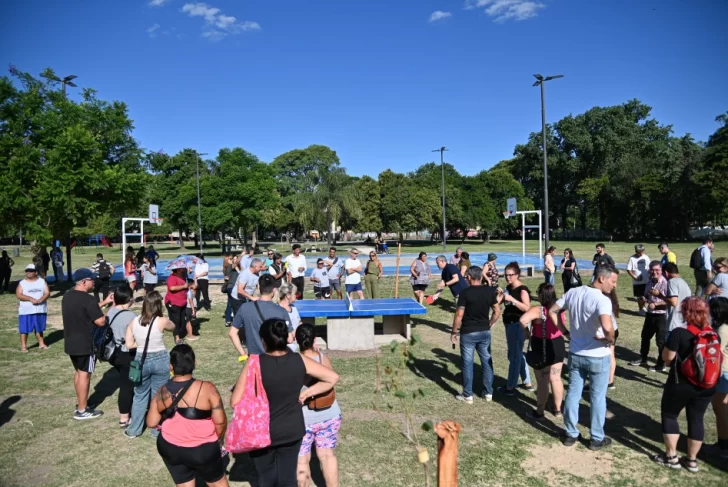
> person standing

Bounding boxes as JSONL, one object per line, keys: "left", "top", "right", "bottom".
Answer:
{"left": 62, "top": 268, "right": 112, "bottom": 420}
{"left": 483, "top": 253, "right": 499, "bottom": 288}
{"left": 268, "top": 253, "right": 287, "bottom": 288}
{"left": 262, "top": 249, "right": 275, "bottom": 274}
{"left": 145, "top": 245, "right": 159, "bottom": 263}
{"left": 324, "top": 247, "right": 344, "bottom": 300}
{"left": 449, "top": 247, "right": 464, "bottom": 266}
{"left": 141, "top": 255, "right": 158, "bottom": 296}
{"left": 40, "top": 247, "right": 50, "bottom": 278}
{"left": 543, "top": 247, "right": 556, "bottom": 286}
{"left": 223, "top": 255, "right": 239, "bottom": 327}
{"left": 497, "top": 262, "right": 534, "bottom": 396}
{"left": 165, "top": 267, "right": 189, "bottom": 344}
{"left": 105, "top": 285, "right": 137, "bottom": 428}
{"left": 194, "top": 254, "right": 210, "bottom": 311}
{"left": 704, "top": 257, "right": 728, "bottom": 299}
{"left": 436, "top": 256, "right": 469, "bottom": 302}
{"left": 661, "top": 263, "right": 692, "bottom": 333}
{"left": 240, "top": 247, "right": 255, "bottom": 272}
{"left": 658, "top": 242, "right": 677, "bottom": 268}
{"left": 451, "top": 266, "right": 501, "bottom": 403}
{"left": 91, "top": 253, "right": 115, "bottom": 302}
{"left": 286, "top": 244, "right": 307, "bottom": 300}
{"left": 310, "top": 259, "right": 331, "bottom": 300}
{"left": 364, "top": 251, "right": 383, "bottom": 299}
{"left": 51, "top": 246, "right": 64, "bottom": 283}
{"left": 691, "top": 237, "right": 714, "bottom": 297}
{"left": 124, "top": 251, "right": 137, "bottom": 292}
{"left": 410, "top": 252, "right": 431, "bottom": 305}
{"left": 627, "top": 244, "right": 650, "bottom": 314}
{"left": 231, "top": 258, "right": 263, "bottom": 317}
{"left": 592, "top": 244, "right": 616, "bottom": 280}
{"left": 278, "top": 283, "right": 303, "bottom": 352}
{"left": 0, "top": 250, "right": 15, "bottom": 293}
{"left": 458, "top": 252, "right": 472, "bottom": 279}
{"left": 344, "top": 249, "right": 364, "bottom": 300}
{"left": 560, "top": 248, "right": 579, "bottom": 293}
{"left": 17, "top": 264, "right": 50, "bottom": 352}
{"left": 549, "top": 264, "right": 618, "bottom": 450}
{"left": 629, "top": 261, "right": 669, "bottom": 371}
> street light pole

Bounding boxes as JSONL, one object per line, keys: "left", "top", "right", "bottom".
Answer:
{"left": 196, "top": 152, "right": 208, "bottom": 252}
{"left": 532, "top": 74, "right": 563, "bottom": 249}
{"left": 432, "top": 147, "right": 448, "bottom": 252}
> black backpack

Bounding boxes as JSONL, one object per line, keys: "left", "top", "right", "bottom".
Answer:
{"left": 689, "top": 247, "right": 702, "bottom": 270}
{"left": 97, "top": 261, "right": 112, "bottom": 280}
{"left": 93, "top": 310, "right": 133, "bottom": 362}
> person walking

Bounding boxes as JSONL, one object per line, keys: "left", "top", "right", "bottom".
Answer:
{"left": 497, "top": 262, "right": 534, "bottom": 396}
{"left": 520, "top": 283, "right": 566, "bottom": 418}
{"left": 324, "top": 247, "right": 344, "bottom": 300}
{"left": 450, "top": 266, "right": 501, "bottom": 403}
{"left": 147, "top": 344, "right": 230, "bottom": 487}
{"left": 708, "top": 297, "right": 728, "bottom": 459}
{"left": 560, "top": 248, "right": 579, "bottom": 293}
{"left": 344, "top": 248, "right": 364, "bottom": 300}
{"left": 195, "top": 254, "right": 211, "bottom": 311}
{"left": 51, "top": 246, "right": 64, "bottom": 283}
{"left": 17, "top": 264, "right": 50, "bottom": 352}
{"left": 543, "top": 247, "right": 556, "bottom": 286}
{"left": 592, "top": 244, "right": 616, "bottom": 281}
{"left": 310, "top": 259, "right": 331, "bottom": 300}
{"left": 409, "top": 252, "right": 431, "bottom": 305}
{"left": 704, "top": 257, "right": 728, "bottom": 299}
{"left": 435, "top": 256, "right": 469, "bottom": 303}
{"left": 364, "top": 251, "right": 383, "bottom": 299}
{"left": 105, "top": 285, "right": 137, "bottom": 428}
{"left": 91, "top": 253, "right": 115, "bottom": 302}
{"left": 662, "top": 263, "right": 692, "bottom": 333}
{"left": 549, "top": 264, "right": 619, "bottom": 450}
{"left": 124, "top": 291, "right": 176, "bottom": 438}
{"left": 483, "top": 253, "right": 499, "bottom": 288}
{"left": 0, "top": 249, "right": 15, "bottom": 293}
{"left": 627, "top": 244, "right": 651, "bottom": 314}
{"left": 286, "top": 244, "right": 307, "bottom": 300}
{"left": 458, "top": 252, "right": 472, "bottom": 279}
{"left": 230, "top": 318, "right": 339, "bottom": 487}
{"left": 165, "top": 267, "right": 190, "bottom": 344}
{"left": 223, "top": 255, "right": 240, "bottom": 327}
{"left": 231, "top": 258, "right": 263, "bottom": 316}
{"left": 651, "top": 297, "right": 719, "bottom": 472}
{"left": 295, "top": 324, "right": 342, "bottom": 487}
{"left": 62, "top": 268, "right": 112, "bottom": 420}
{"left": 141, "top": 255, "right": 158, "bottom": 296}
{"left": 629, "top": 261, "right": 669, "bottom": 371}
{"left": 691, "top": 237, "right": 714, "bottom": 297}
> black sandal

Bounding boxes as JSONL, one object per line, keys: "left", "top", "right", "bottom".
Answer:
{"left": 651, "top": 453, "right": 680, "bottom": 469}
{"left": 680, "top": 456, "right": 698, "bottom": 473}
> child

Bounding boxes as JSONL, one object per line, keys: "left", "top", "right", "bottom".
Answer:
{"left": 310, "top": 258, "right": 331, "bottom": 299}
{"left": 185, "top": 281, "right": 200, "bottom": 341}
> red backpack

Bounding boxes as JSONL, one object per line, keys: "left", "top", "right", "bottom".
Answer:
{"left": 680, "top": 324, "right": 723, "bottom": 389}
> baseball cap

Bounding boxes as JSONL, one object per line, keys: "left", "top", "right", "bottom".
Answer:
{"left": 72, "top": 268, "right": 95, "bottom": 282}
{"left": 488, "top": 253, "right": 497, "bottom": 262}
{"left": 25, "top": 264, "right": 37, "bottom": 272}
{"left": 317, "top": 258, "right": 324, "bottom": 264}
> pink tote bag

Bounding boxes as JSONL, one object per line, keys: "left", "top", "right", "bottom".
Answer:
{"left": 225, "top": 354, "right": 271, "bottom": 453}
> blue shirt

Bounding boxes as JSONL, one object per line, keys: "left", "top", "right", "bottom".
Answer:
{"left": 441, "top": 264, "right": 468, "bottom": 297}
{"left": 699, "top": 245, "right": 712, "bottom": 271}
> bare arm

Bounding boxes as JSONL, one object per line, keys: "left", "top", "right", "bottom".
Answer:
{"left": 125, "top": 321, "right": 137, "bottom": 349}
{"left": 519, "top": 305, "right": 541, "bottom": 330}
{"left": 228, "top": 326, "right": 247, "bottom": 357}
{"left": 662, "top": 347, "right": 677, "bottom": 365}
{"left": 207, "top": 383, "right": 227, "bottom": 439}
{"left": 451, "top": 307, "right": 465, "bottom": 336}
{"left": 410, "top": 262, "right": 418, "bottom": 278}
{"left": 704, "top": 283, "right": 719, "bottom": 297}
{"left": 549, "top": 303, "right": 569, "bottom": 337}
{"left": 146, "top": 388, "right": 164, "bottom": 429}
{"left": 598, "top": 313, "right": 615, "bottom": 344}
{"left": 489, "top": 303, "right": 502, "bottom": 328}
{"left": 298, "top": 355, "right": 340, "bottom": 403}
{"left": 159, "top": 317, "right": 176, "bottom": 332}
{"left": 231, "top": 361, "right": 250, "bottom": 407}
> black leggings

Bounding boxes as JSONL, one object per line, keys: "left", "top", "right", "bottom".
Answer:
{"left": 157, "top": 434, "right": 225, "bottom": 485}
{"left": 144, "top": 283, "right": 156, "bottom": 295}
{"left": 640, "top": 313, "right": 667, "bottom": 367}
{"left": 292, "top": 277, "right": 304, "bottom": 299}
{"left": 249, "top": 439, "right": 303, "bottom": 487}
{"left": 196, "top": 279, "right": 210, "bottom": 308}
{"left": 110, "top": 350, "right": 135, "bottom": 415}
{"left": 166, "top": 304, "right": 187, "bottom": 338}
{"left": 94, "top": 279, "right": 110, "bottom": 302}
{"left": 661, "top": 379, "right": 714, "bottom": 441}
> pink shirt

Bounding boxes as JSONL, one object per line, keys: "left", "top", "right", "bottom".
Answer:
{"left": 531, "top": 307, "right": 564, "bottom": 340}
{"left": 160, "top": 413, "right": 218, "bottom": 447}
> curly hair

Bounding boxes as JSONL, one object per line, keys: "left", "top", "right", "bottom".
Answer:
{"left": 680, "top": 297, "right": 711, "bottom": 329}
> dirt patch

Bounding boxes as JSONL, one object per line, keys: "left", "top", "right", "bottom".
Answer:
{"left": 522, "top": 443, "right": 613, "bottom": 482}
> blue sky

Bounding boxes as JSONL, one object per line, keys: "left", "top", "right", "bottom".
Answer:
{"left": 1, "top": 0, "right": 727, "bottom": 177}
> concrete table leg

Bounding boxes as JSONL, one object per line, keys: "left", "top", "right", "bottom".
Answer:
{"left": 382, "top": 314, "right": 410, "bottom": 340}
{"left": 327, "top": 317, "right": 375, "bottom": 351}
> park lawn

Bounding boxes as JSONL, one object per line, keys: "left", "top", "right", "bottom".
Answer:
{"left": 1, "top": 241, "right": 727, "bottom": 486}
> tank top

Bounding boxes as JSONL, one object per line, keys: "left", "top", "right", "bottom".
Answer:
{"left": 411, "top": 260, "right": 429, "bottom": 285}
{"left": 132, "top": 317, "right": 166, "bottom": 353}
{"left": 503, "top": 284, "right": 530, "bottom": 324}
{"left": 259, "top": 350, "right": 306, "bottom": 446}
{"left": 18, "top": 278, "right": 48, "bottom": 315}
{"left": 366, "top": 260, "right": 380, "bottom": 277}
{"left": 530, "top": 307, "right": 563, "bottom": 340}
{"left": 301, "top": 352, "right": 341, "bottom": 426}
{"left": 160, "top": 379, "right": 218, "bottom": 448}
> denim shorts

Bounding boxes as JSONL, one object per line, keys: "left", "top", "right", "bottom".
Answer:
{"left": 717, "top": 372, "right": 728, "bottom": 394}
{"left": 346, "top": 283, "right": 362, "bottom": 293}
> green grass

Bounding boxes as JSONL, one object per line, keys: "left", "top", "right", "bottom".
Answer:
{"left": 1, "top": 240, "right": 727, "bottom": 486}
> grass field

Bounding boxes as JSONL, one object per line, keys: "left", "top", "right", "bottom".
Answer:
{"left": 1, "top": 240, "right": 727, "bottom": 486}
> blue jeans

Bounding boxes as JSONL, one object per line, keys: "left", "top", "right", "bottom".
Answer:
{"left": 225, "top": 293, "right": 233, "bottom": 322}
{"left": 544, "top": 271, "right": 555, "bottom": 286}
{"left": 127, "top": 350, "right": 169, "bottom": 437}
{"left": 460, "top": 330, "right": 494, "bottom": 397}
{"left": 564, "top": 353, "right": 611, "bottom": 442}
{"left": 505, "top": 323, "right": 531, "bottom": 389}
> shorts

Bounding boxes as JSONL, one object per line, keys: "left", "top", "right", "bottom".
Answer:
{"left": 69, "top": 354, "right": 96, "bottom": 373}
{"left": 633, "top": 284, "right": 646, "bottom": 298}
{"left": 412, "top": 284, "right": 428, "bottom": 292}
{"left": 126, "top": 275, "right": 137, "bottom": 283}
{"left": 717, "top": 372, "right": 728, "bottom": 394}
{"left": 346, "top": 283, "right": 362, "bottom": 294}
{"left": 157, "top": 435, "right": 226, "bottom": 485}
{"left": 144, "top": 283, "right": 156, "bottom": 294}
{"left": 330, "top": 279, "right": 341, "bottom": 291}
{"left": 18, "top": 314, "right": 47, "bottom": 334}
{"left": 185, "top": 308, "right": 195, "bottom": 323}
{"left": 314, "top": 286, "right": 331, "bottom": 299}
{"left": 530, "top": 336, "right": 566, "bottom": 368}
{"left": 299, "top": 415, "right": 342, "bottom": 456}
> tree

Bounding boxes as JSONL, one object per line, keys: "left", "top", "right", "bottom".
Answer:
{"left": 379, "top": 170, "right": 440, "bottom": 241}
{"left": 696, "top": 113, "right": 728, "bottom": 225}
{"left": 353, "top": 176, "right": 383, "bottom": 233}
{"left": 409, "top": 163, "right": 466, "bottom": 236}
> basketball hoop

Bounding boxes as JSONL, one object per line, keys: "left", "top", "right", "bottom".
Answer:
{"left": 150, "top": 218, "right": 163, "bottom": 226}
{"left": 502, "top": 211, "right": 511, "bottom": 219}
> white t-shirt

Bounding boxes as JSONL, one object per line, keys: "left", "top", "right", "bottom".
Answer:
{"left": 326, "top": 257, "right": 344, "bottom": 280}
{"left": 627, "top": 254, "right": 651, "bottom": 285}
{"left": 285, "top": 254, "right": 307, "bottom": 279}
{"left": 195, "top": 262, "right": 209, "bottom": 281}
{"left": 711, "top": 273, "right": 728, "bottom": 296}
{"left": 240, "top": 255, "right": 253, "bottom": 271}
{"left": 556, "top": 286, "right": 612, "bottom": 357}
{"left": 345, "top": 258, "right": 362, "bottom": 285}
{"left": 666, "top": 276, "right": 691, "bottom": 331}
{"left": 18, "top": 278, "right": 48, "bottom": 315}
{"left": 311, "top": 268, "right": 330, "bottom": 288}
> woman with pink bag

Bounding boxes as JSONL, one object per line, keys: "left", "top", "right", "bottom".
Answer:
{"left": 230, "top": 319, "right": 339, "bottom": 487}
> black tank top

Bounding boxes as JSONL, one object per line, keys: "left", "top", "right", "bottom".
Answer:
{"left": 503, "top": 284, "right": 530, "bottom": 324}
{"left": 259, "top": 350, "right": 306, "bottom": 445}
{"left": 164, "top": 378, "right": 212, "bottom": 420}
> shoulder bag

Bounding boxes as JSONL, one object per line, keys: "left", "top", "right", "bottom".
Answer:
{"left": 526, "top": 308, "right": 549, "bottom": 370}
{"left": 225, "top": 355, "right": 271, "bottom": 453}
{"left": 129, "top": 317, "right": 155, "bottom": 385}
{"left": 569, "top": 262, "right": 582, "bottom": 287}
{"left": 307, "top": 351, "right": 336, "bottom": 410}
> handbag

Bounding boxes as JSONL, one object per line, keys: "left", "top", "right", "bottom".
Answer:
{"left": 569, "top": 263, "right": 582, "bottom": 287}
{"left": 225, "top": 355, "right": 271, "bottom": 453}
{"left": 307, "top": 352, "right": 336, "bottom": 410}
{"left": 128, "top": 317, "right": 155, "bottom": 385}
{"left": 526, "top": 308, "right": 549, "bottom": 370}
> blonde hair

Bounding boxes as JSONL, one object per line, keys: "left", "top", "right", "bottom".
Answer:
{"left": 275, "top": 281, "right": 297, "bottom": 304}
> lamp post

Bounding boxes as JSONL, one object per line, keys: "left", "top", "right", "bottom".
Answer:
{"left": 196, "top": 152, "right": 208, "bottom": 252}
{"left": 432, "top": 146, "right": 448, "bottom": 251}
{"left": 532, "top": 74, "right": 563, "bottom": 249}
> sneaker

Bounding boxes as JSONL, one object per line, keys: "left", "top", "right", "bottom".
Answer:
{"left": 639, "top": 308, "right": 646, "bottom": 316}
{"left": 527, "top": 410, "right": 545, "bottom": 420}
{"left": 608, "top": 383, "right": 616, "bottom": 390}
{"left": 73, "top": 408, "right": 103, "bottom": 420}
{"left": 657, "top": 366, "right": 668, "bottom": 373}
{"left": 628, "top": 360, "right": 647, "bottom": 367}
{"left": 647, "top": 365, "right": 656, "bottom": 372}
{"left": 454, "top": 394, "right": 473, "bottom": 404}
{"left": 497, "top": 386, "right": 516, "bottom": 396}
{"left": 224, "top": 321, "right": 232, "bottom": 328}
{"left": 589, "top": 437, "right": 612, "bottom": 451}
{"left": 522, "top": 383, "right": 536, "bottom": 393}
{"left": 124, "top": 430, "right": 140, "bottom": 439}
{"left": 480, "top": 394, "right": 493, "bottom": 402}
{"left": 561, "top": 434, "right": 579, "bottom": 447}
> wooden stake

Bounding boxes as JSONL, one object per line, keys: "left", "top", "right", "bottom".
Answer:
{"left": 435, "top": 421, "right": 462, "bottom": 487}
{"left": 394, "top": 242, "right": 402, "bottom": 298}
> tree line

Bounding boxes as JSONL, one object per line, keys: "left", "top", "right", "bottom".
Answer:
{"left": 2, "top": 67, "right": 726, "bottom": 250}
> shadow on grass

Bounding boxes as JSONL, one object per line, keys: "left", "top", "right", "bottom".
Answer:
{"left": 411, "top": 317, "right": 451, "bottom": 334}
{"left": 0, "top": 395, "right": 21, "bottom": 428}
{"left": 36, "top": 329, "right": 64, "bottom": 348}
{"left": 228, "top": 453, "right": 259, "bottom": 486}
{"left": 88, "top": 367, "right": 121, "bottom": 409}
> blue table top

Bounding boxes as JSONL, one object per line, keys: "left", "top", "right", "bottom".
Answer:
{"left": 294, "top": 298, "right": 426, "bottom": 318}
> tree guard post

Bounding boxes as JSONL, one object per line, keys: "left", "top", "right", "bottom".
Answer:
{"left": 435, "top": 421, "right": 462, "bottom": 487}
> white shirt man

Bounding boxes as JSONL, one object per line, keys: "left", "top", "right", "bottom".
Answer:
{"left": 324, "top": 248, "right": 345, "bottom": 299}
{"left": 344, "top": 249, "right": 364, "bottom": 299}
{"left": 286, "top": 245, "right": 307, "bottom": 299}
{"left": 627, "top": 245, "right": 650, "bottom": 313}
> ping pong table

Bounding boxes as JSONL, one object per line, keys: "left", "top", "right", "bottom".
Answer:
{"left": 294, "top": 297, "right": 427, "bottom": 351}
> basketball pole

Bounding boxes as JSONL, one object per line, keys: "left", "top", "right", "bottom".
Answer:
{"left": 394, "top": 243, "right": 401, "bottom": 298}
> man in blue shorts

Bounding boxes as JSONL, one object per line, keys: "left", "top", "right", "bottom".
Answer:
{"left": 344, "top": 248, "right": 364, "bottom": 299}
{"left": 16, "top": 264, "right": 50, "bottom": 352}
{"left": 324, "top": 247, "right": 344, "bottom": 299}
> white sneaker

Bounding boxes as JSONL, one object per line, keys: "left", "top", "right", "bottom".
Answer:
{"left": 455, "top": 394, "right": 473, "bottom": 404}
{"left": 483, "top": 394, "right": 493, "bottom": 402}
{"left": 639, "top": 308, "right": 646, "bottom": 316}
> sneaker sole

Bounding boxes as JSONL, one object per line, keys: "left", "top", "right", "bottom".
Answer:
{"left": 73, "top": 414, "right": 102, "bottom": 420}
